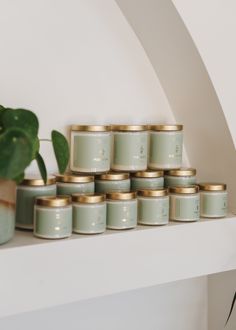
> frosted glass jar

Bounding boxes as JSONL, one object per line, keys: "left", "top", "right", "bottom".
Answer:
{"left": 164, "top": 168, "right": 196, "bottom": 188}
{"left": 70, "top": 125, "right": 111, "bottom": 173}
{"left": 56, "top": 173, "right": 94, "bottom": 195}
{"left": 169, "top": 186, "right": 200, "bottom": 222}
{"left": 149, "top": 124, "right": 183, "bottom": 170}
{"left": 131, "top": 170, "right": 164, "bottom": 191}
{"left": 199, "top": 183, "right": 227, "bottom": 218}
{"left": 106, "top": 192, "right": 137, "bottom": 230}
{"left": 111, "top": 125, "right": 148, "bottom": 172}
{"left": 34, "top": 196, "right": 72, "bottom": 239}
{"left": 16, "top": 177, "right": 56, "bottom": 230}
{"left": 95, "top": 172, "right": 130, "bottom": 193}
{"left": 72, "top": 194, "right": 106, "bottom": 234}
{"left": 137, "top": 189, "right": 169, "bottom": 225}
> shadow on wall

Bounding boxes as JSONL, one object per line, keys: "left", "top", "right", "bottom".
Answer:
{"left": 116, "top": 0, "right": 236, "bottom": 212}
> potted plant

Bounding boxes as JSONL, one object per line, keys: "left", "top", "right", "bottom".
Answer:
{"left": 0, "top": 104, "right": 69, "bottom": 244}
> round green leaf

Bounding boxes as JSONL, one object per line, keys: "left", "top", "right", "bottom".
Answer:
{"left": 2, "top": 108, "right": 39, "bottom": 138}
{"left": 51, "top": 130, "right": 69, "bottom": 174}
{"left": 0, "top": 128, "right": 33, "bottom": 179}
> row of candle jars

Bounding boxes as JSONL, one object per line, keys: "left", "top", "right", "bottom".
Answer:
{"left": 70, "top": 124, "right": 183, "bottom": 173}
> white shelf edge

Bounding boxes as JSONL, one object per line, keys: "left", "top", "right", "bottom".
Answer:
{"left": 0, "top": 215, "right": 236, "bottom": 318}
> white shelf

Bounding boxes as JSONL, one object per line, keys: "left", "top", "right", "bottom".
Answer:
{"left": 0, "top": 215, "right": 236, "bottom": 318}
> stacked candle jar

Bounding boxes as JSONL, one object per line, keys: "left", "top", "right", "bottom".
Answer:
{"left": 15, "top": 123, "right": 227, "bottom": 240}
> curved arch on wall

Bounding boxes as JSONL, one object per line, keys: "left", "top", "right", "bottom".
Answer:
{"left": 116, "top": 0, "right": 236, "bottom": 211}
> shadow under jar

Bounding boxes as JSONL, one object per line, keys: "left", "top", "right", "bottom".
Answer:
{"left": 34, "top": 196, "right": 72, "bottom": 239}
{"left": 169, "top": 185, "right": 200, "bottom": 222}
{"left": 56, "top": 173, "right": 95, "bottom": 195}
{"left": 106, "top": 192, "right": 137, "bottom": 230}
{"left": 111, "top": 125, "right": 148, "bottom": 172}
{"left": 70, "top": 125, "right": 111, "bottom": 174}
{"left": 149, "top": 124, "right": 183, "bottom": 170}
{"left": 131, "top": 170, "right": 164, "bottom": 191}
{"left": 164, "top": 168, "right": 196, "bottom": 188}
{"left": 199, "top": 183, "right": 227, "bottom": 218}
{"left": 72, "top": 194, "right": 106, "bottom": 234}
{"left": 137, "top": 189, "right": 169, "bottom": 225}
{"left": 16, "top": 177, "right": 56, "bottom": 230}
{"left": 95, "top": 172, "right": 130, "bottom": 193}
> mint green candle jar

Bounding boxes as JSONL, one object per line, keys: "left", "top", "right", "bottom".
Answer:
{"left": 137, "top": 189, "right": 169, "bottom": 225}
{"left": 70, "top": 125, "right": 111, "bottom": 173}
{"left": 169, "top": 186, "right": 200, "bottom": 222}
{"left": 149, "top": 124, "right": 183, "bottom": 170}
{"left": 95, "top": 173, "right": 130, "bottom": 193}
{"left": 111, "top": 125, "right": 148, "bottom": 172}
{"left": 16, "top": 177, "right": 56, "bottom": 230}
{"left": 56, "top": 173, "right": 94, "bottom": 195}
{"left": 131, "top": 170, "right": 164, "bottom": 191}
{"left": 165, "top": 168, "right": 196, "bottom": 188}
{"left": 199, "top": 183, "right": 227, "bottom": 218}
{"left": 106, "top": 192, "right": 137, "bottom": 230}
{"left": 72, "top": 194, "right": 106, "bottom": 234}
{"left": 34, "top": 196, "right": 72, "bottom": 239}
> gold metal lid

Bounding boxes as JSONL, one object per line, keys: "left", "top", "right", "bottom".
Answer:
{"left": 137, "top": 189, "right": 168, "bottom": 197}
{"left": 165, "top": 168, "right": 196, "bottom": 177}
{"left": 21, "top": 176, "right": 56, "bottom": 186}
{"left": 111, "top": 125, "right": 148, "bottom": 132}
{"left": 97, "top": 172, "right": 129, "bottom": 181}
{"left": 133, "top": 170, "right": 164, "bottom": 178}
{"left": 106, "top": 191, "right": 137, "bottom": 200}
{"left": 56, "top": 173, "right": 94, "bottom": 183}
{"left": 72, "top": 193, "right": 105, "bottom": 203}
{"left": 36, "top": 195, "right": 71, "bottom": 207}
{"left": 198, "top": 183, "right": 227, "bottom": 191}
{"left": 71, "top": 125, "right": 110, "bottom": 132}
{"left": 169, "top": 185, "right": 199, "bottom": 194}
{"left": 150, "top": 124, "right": 183, "bottom": 131}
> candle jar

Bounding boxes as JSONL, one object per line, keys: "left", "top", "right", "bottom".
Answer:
{"left": 16, "top": 177, "right": 56, "bottom": 230}
{"left": 149, "top": 124, "right": 183, "bottom": 170}
{"left": 199, "top": 183, "right": 227, "bottom": 218}
{"left": 169, "top": 186, "right": 200, "bottom": 222}
{"left": 95, "top": 173, "right": 130, "bottom": 193}
{"left": 70, "top": 125, "right": 111, "bottom": 173}
{"left": 137, "top": 189, "right": 169, "bottom": 225}
{"left": 34, "top": 196, "right": 72, "bottom": 239}
{"left": 164, "top": 168, "right": 196, "bottom": 188}
{"left": 106, "top": 192, "right": 137, "bottom": 230}
{"left": 131, "top": 170, "right": 164, "bottom": 191}
{"left": 56, "top": 173, "right": 94, "bottom": 195}
{"left": 111, "top": 125, "right": 148, "bottom": 172}
{"left": 72, "top": 194, "right": 106, "bottom": 234}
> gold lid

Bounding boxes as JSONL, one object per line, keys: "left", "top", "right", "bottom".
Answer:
{"left": 199, "top": 183, "right": 227, "bottom": 191}
{"left": 133, "top": 170, "right": 164, "bottom": 178}
{"left": 111, "top": 125, "right": 148, "bottom": 132}
{"left": 137, "top": 189, "right": 168, "bottom": 197}
{"left": 56, "top": 173, "right": 94, "bottom": 183}
{"left": 72, "top": 193, "right": 105, "bottom": 203}
{"left": 21, "top": 176, "right": 56, "bottom": 186}
{"left": 169, "top": 185, "right": 199, "bottom": 194}
{"left": 71, "top": 125, "right": 110, "bottom": 132}
{"left": 106, "top": 191, "right": 137, "bottom": 200}
{"left": 36, "top": 195, "right": 71, "bottom": 207}
{"left": 150, "top": 124, "right": 183, "bottom": 131}
{"left": 97, "top": 172, "right": 129, "bottom": 181}
{"left": 165, "top": 168, "right": 196, "bottom": 177}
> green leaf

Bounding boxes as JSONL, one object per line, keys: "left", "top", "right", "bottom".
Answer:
{"left": 36, "top": 152, "right": 47, "bottom": 184}
{"left": 0, "top": 105, "right": 6, "bottom": 135}
{"left": 225, "top": 291, "right": 236, "bottom": 326}
{"left": 13, "top": 172, "right": 25, "bottom": 184}
{"left": 0, "top": 128, "right": 33, "bottom": 179}
{"left": 31, "top": 137, "right": 40, "bottom": 160}
{"left": 51, "top": 130, "right": 69, "bottom": 174}
{"left": 2, "top": 108, "right": 39, "bottom": 138}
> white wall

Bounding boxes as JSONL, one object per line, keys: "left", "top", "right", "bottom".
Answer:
{"left": 0, "top": 1, "right": 205, "bottom": 330}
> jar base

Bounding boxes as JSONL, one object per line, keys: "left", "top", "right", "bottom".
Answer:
{"left": 73, "top": 230, "right": 105, "bottom": 235}
{"left": 200, "top": 214, "right": 226, "bottom": 219}
{"left": 107, "top": 225, "right": 136, "bottom": 230}
{"left": 138, "top": 221, "right": 168, "bottom": 226}
{"left": 16, "top": 223, "right": 33, "bottom": 230}
{"left": 148, "top": 164, "right": 181, "bottom": 170}
{"left": 34, "top": 233, "right": 71, "bottom": 240}
{"left": 170, "top": 219, "right": 199, "bottom": 222}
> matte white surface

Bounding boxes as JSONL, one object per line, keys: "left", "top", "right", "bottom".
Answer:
{"left": 0, "top": 216, "right": 235, "bottom": 318}
{"left": 0, "top": 277, "right": 208, "bottom": 330}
